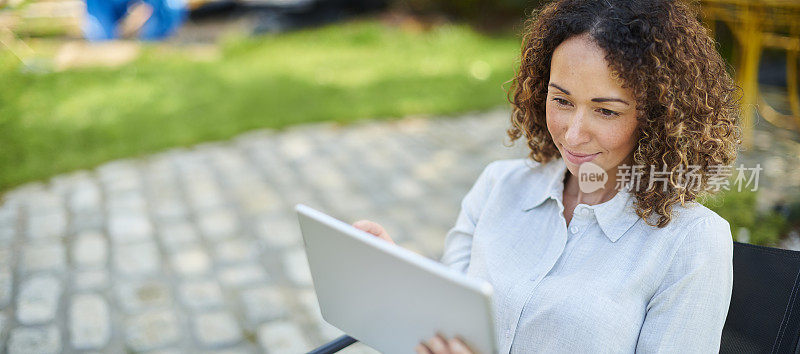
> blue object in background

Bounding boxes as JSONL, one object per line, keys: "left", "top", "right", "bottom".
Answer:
{"left": 84, "top": 0, "right": 187, "bottom": 41}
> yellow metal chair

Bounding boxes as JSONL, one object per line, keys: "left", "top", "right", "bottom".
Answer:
{"left": 700, "top": 0, "right": 800, "bottom": 146}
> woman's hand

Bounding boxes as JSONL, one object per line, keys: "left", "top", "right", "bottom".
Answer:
{"left": 415, "top": 334, "right": 474, "bottom": 354}
{"left": 352, "top": 220, "right": 395, "bottom": 245}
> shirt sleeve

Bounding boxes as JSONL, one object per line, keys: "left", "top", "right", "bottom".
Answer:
{"left": 439, "top": 161, "right": 498, "bottom": 273}
{"left": 635, "top": 216, "right": 734, "bottom": 353}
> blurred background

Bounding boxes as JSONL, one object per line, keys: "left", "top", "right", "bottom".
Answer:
{"left": 0, "top": 0, "right": 798, "bottom": 353}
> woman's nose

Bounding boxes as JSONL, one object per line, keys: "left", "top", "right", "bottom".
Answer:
{"left": 564, "top": 110, "right": 591, "bottom": 146}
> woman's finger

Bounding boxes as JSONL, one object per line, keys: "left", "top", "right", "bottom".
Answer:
{"left": 352, "top": 220, "right": 383, "bottom": 236}
{"left": 351, "top": 220, "right": 395, "bottom": 244}
{"left": 427, "top": 334, "right": 451, "bottom": 353}
{"left": 415, "top": 343, "right": 433, "bottom": 354}
{"left": 448, "top": 338, "right": 473, "bottom": 354}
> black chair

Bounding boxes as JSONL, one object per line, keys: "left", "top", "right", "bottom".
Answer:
{"left": 721, "top": 242, "right": 800, "bottom": 353}
{"left": 310, "top": 242, "right": 800, "bottom": 353}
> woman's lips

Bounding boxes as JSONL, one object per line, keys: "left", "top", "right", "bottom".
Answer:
{"left": 563, "top": 147, "right": 600, "bottom": 164}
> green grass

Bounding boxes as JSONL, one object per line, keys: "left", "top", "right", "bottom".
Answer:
{"left": 0, "top": 20, "right": 520, "bottom": 191}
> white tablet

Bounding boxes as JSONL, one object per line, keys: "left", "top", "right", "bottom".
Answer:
{"left": 295, "top": 204, "right": 497, "bottom": 354}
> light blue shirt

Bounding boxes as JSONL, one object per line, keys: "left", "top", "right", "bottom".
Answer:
{"left": 440, "top": 158, "right": 733, "bottom": 353}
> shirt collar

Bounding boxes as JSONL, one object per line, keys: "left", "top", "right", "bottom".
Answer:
{"left": 521, "top": 158, "right": 640, "bottom": 242}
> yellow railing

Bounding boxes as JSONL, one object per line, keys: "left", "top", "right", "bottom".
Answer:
{"left": 700, "top": 0, "right": 800, "bottom": 146}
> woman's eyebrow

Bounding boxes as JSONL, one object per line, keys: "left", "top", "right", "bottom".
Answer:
{"left": 549, "top": 82, "right": 630, "bottom": 105}
{"left": 592, "top": 97, "right": 630, "bottom": 105}
{"left": 548, "top": 83, "right": 570, "bottom": 94}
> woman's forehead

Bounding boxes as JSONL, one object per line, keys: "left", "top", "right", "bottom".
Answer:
{"left": 549, "top": 35, "right": 631, "bottom": 99}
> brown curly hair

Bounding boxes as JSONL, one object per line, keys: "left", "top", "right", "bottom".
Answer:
{"left": 507, "top": 0, "right": 742, "bottom": 228}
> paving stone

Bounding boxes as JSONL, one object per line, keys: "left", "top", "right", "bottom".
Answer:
{"left": 3, "top": 184, "right": 41, "bottom": 207}
{"left": 391, "top": 177, "right": 425, "bottom": 200}
{"left": 16, "top": 275, "right": 61, "bottom": 325}
{"left": 197, "top": 209, "right": 239, "bottom": 241}
{"left": 107, "top": 193, "right": 147, "bottom": 213}
{"left": 97, "top": 162, "right": 141, "bottom": 194}
{"left": 70, "top": 213, "right": 105, "bottom": 234}
{"left": 0, "top": 225, "right": 15, "bottom": 245}
{"left": 113, "top": 242, "right": 161, "bottom": 277}
{"left": 0, "top": 271, "right": 11, "bottom": 309}
{"left": 299, "top": 161, "right": 348, "bottom": 191}
{"left": 184, "top": 177, "right": 226, "bottom": 212}
{"left": 192, "top": 311, "right": 243, "bottom": 348}
{"left": 214, "top": 238, "right": 259, "bottom": 265}
{"left": 49, "top": 171, "right": 83, "bottom": 197}
{"left": 26, "top": 210, "right": 67, "bottom": 240}
{"left": 278, "top": 133, "right": 315, "bottom": 160}
{"left": 257, "top": 321, "right": 310, "bottom": 354}
{"left": 72, "top": 231, "right": 108, "bottom": 269}
{"left": 68, "top": 179, "right": 102, "bottom": 214}
{"left": 171, "top": 247, "right": 212, "bottom": 277}
{"left": 152, "top": 200, "right": 190, "bottom": 222}
{"left": 69, "top": 293, "right": 111, "bottom": 350}
{"left": 73, "top": 269, "right": 109, "bottom": 291}
{"left": 218, "top": 264, "right": 269, "bottom": 289}
{"left": 22, "top": 189, "right": 61, "bottom": 211}
{"left": 179, "top": 280, "right": 225, "bottom": 311}
{"left": 283, "top": 248, "right": 313, "bottom": 287}
{"left": 253, "top": 216, "right": 301, "bottom": 248}
{"left": 234, "top": 184, "right": 282, "bottom": 216}
{"left": 0, "top": 206, "right": 18, "bottom": 245}
{"left": 146, "top": 348, "right": 183, "bottom": 354}
{"left": 116, "top": 279, "right": 172, "bottom": 314}
{"left": 240, "top": 286, "right": 289, "bottom": 325}
{"left": 108, "top": 213, "right": 154, "bottom": 244}
{"left": 158, "top": 222, "right": 199, "bottom": 252}
{"left": 0, "top": 248, "right": 11, "bottom": 269}
{"left": 0, "top": 203, "right": 18, "bottom": 223}
{"left": 0, "top": 311, "right": 7, "bottom": 339}
{"left": 125, "top": 310, "right": 181, "bottom": 352}
{"left": 7, "top": 325, "right": 61, "bottom": 354}
{"left": 21, "top": 242, "right": 66, "bottom": 274}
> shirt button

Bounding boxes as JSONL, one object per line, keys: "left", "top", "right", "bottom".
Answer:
{"left": 570, "top": 225, "right": 580, "bottom": 234}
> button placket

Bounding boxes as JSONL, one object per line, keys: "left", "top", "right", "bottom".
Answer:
{"left": 569, "top": 207, "right": 587, "bottom": 234}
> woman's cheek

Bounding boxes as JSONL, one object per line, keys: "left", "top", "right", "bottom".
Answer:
{"left": 545, "top": 109, "right": 566, "bottom": 140}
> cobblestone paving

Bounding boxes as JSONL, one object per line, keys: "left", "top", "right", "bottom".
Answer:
{"left": 0, "top": 110, "right": 526, "bottom": 353}
{"left": 1, "top": 109, "right": 797, "bottom": 353}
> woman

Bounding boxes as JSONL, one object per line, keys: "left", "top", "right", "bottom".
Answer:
{"left": 354, "top": 0, "right": 741, "bottom": 352}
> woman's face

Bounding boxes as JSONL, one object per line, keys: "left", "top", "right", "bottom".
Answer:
{"left": 546, "top": 33, "right": 639, "bottom": 178}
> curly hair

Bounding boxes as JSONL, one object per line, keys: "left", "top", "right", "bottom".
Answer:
{"left": 507, "top": 0, "right": 741, "bottom": 228}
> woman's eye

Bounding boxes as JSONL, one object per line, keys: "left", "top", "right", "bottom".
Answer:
{"left": 552, "top": 98, "right": 571, "bottom": 106}
{"left": 597, "top": 108, "right": 620, "bottom": 117}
